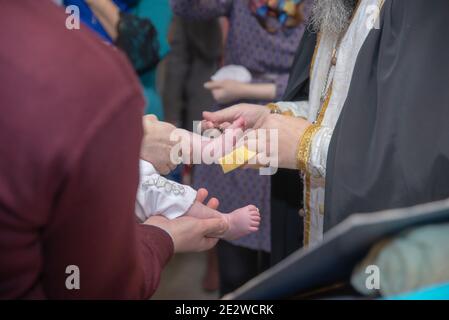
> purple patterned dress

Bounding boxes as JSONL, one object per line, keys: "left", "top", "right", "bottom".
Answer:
{"left": 171, "top": 0, "right": 310, "bottom": 252}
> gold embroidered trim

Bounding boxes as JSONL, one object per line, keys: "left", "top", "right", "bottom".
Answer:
{"left": 266, "top": 103, "right": 294, "bottom": 116}
{"left": 301, "top": 89, "right": 332, "bottom": 246}
{"left": 282, "top": 110, "right": 294, "bottom": 117}
{"left": 266, "top": 103, "right": 280, "bottom": 113}
{"left": 304, "top": 0, "right": 387, "bottom": 247}
{"left": 303, "top": 0, "right": 375, "bottom": 247}
{"left": 297, "top": 124, "right": 322, "bottom": 172}
{"left": 310, "top": 33, "right": 322, "bottom": 78}
{"left": 303, "top": 172, "right": 312, "bottom": 246}
{"left": 316, "top": 86, "right": 333, "bottom": 125}
{"left": 298, "top": 124, "right": 321, "bottom": 247}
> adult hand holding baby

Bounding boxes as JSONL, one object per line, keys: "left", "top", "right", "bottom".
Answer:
{"left": 140, "top": 115, "right": 178, "bottom": 175}
{"left": 145, "top": 189, "right": 228, "bottom": 252}
{"left": 145, "top": 216, "right": 227, "bottom": 252}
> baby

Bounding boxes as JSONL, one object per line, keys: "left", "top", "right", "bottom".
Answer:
{"left": 135, "top": 119, "right": 261, "bottom": 240}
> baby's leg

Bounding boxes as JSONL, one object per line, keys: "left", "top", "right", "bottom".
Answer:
{"left": 186, "top": 201, "right": 261, "bottom": 240}
{"left": 136, "top": 160, "right": 198, "bottom": 222}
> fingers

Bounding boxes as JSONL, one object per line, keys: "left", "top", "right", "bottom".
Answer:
{"left": 203, "top": 107, "right": 239, "bottom": 126}
{"left": 202, "top": 111, "right": 219, "bottom": 123}
{"left": 200, "top": 117, "right": 246, "bottom": 135}
{"left": 200, "top": 120, "right": 215, "bottom": 132}
{"left": 197, "top": 188, "right": 219, "bottom": 209}
{"left": 204, "top": 81, "right": 223, "bottom": 90}
{"left": 142, "top": 115, "right": 159, "bottom": 134}
{"left": 196, "top": 188, "right": 209, "bottom": 203}
{"left": 218, "top": 122, "right": 232, "bottom": 132}
{"left": 143, "top": 114, "right": 158, "bottom": 123}
{"left": 206, "top": 197, "right": 219, "bottom": 210}
{"left": 229, "top": 117, "right": 246, "bottom": 129}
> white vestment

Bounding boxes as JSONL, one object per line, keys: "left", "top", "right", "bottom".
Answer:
{"left": 275, "top": 0, "right": 383, "bottom": 246}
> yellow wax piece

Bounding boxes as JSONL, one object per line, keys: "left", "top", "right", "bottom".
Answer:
{"left": 218, "top": 146, "right": 257, "bottom": 174}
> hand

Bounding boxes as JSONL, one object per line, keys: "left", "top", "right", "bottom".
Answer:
{"left": 238, "top": 114, "right": 312, "bottom": 170}
{"left": 145, "top": 216, "right": 227, "bottom": 252}
{"left": 196, "top": 188, "right": 219, "bottom": 210}
{"left": 204, "top": 81, "right": 276, "bottom": 105}
{"left": 202, "top": 103, "right": 271, "bottom": 132}
{"left": 204, "top": 80, "right": 245, "bottom": 105}
{"left": 140, "top": 115, "right": 178, "bottom": 175}
{"left": 144, "top": 187, "right": 224, "bottom": 252}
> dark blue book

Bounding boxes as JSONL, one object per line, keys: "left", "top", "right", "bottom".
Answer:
{"left": 225, "top": 199, "right": 449, "bottom": 300}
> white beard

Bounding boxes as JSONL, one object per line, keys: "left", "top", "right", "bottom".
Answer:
{"left": 310, "top": 0, "right": 359, "bottom": 37}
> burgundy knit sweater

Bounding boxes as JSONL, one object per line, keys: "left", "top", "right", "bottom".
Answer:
{"left": 0, "top": 0, "right": 173, "bottom": 299}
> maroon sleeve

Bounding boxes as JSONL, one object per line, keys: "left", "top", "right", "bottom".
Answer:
{"left": 0, "top": 94, "right": 174, "bottom": 299}
{"left": 41, "top": 101, "right": 174, "bottom": 299}
{"left": 0, "top": 0, "right": 173, "bottom": 299}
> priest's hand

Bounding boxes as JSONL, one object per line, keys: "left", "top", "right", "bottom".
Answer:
{"left": 140, "top": 115, "right": 178, "bottom": 175}
{"left": 202, "top": 103, "right": 270, "bottom": 132}
{"left": 238, "top": 114, "right": 312, "bottom": 170}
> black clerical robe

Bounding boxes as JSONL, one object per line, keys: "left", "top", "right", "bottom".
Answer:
{"left": 270, "top": 23, "right": 318, "bottom": 261}
{"left": 284, "top": 0, "right": 449, "bottom": 231}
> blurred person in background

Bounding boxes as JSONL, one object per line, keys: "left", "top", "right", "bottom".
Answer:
{"left": 162, "top": 16, "right": 224, "bottom": 292}
{"left": 170, "top": 0, "right": 312, "bottom": 295}
{"left": 63, "top": 0, "right": 172, "bottom": 118}
{"left": 163, "top": 16, "right": 223, "bottom": 131}
{"left": 132, "top": 0, "right": 173, "bottom": 117}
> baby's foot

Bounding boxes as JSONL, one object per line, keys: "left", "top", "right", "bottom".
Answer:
{"left": 222, "top": 205, "right": 261, "bottom": 240}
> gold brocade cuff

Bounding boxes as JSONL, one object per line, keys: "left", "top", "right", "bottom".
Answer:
{"left": 266, "top": 103, "right": 294, "bottom": 117}
{"left": 297, "top": 124, "right": 322, "bottom": 172}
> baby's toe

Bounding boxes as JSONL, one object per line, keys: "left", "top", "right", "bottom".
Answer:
{"left": 250, "top": 210, "right": 261, "bottom": 218}
{"left": 251, "top": 221, "right": 260, "bottom": 227}
{"left": 246, "top": 205, "right": 258, "bottom": 211}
